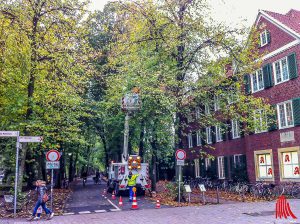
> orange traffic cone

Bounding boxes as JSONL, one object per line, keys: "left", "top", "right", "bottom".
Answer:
{"left": 131, "top": 192, "right": 138, "bottom": 210}
{"left": 112, "top": 191, "right": 116, "bottom": 200}
{"left": 118, "top": 196, "right": 123, "bottom": 206}
{"left": 155, "top": 199, "right": 161, "bottom": 209}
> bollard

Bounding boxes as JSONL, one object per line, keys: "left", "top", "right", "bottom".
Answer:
{"left": 202, "top": 192, "right": 206, "bottom": 205}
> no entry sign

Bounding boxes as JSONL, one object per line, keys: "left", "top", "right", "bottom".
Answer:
{"left": 46, "top": 150, "right": 60, "bottom": 161}
{"left": 175, "top": 149, "right": 186, "bottom": 160}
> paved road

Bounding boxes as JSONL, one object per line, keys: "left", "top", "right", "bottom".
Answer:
{"left": 63, "top": 177, "right": 118, "bottom": 215}
{"left": 63, "top": 177, "right": 161, "bottom": 215}
{"left": 4, "top": 199, "right": 300, "bottom": 224}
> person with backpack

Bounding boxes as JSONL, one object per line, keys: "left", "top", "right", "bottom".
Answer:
{"left": 27, "top": 180, "right": 54, "bottom": 221}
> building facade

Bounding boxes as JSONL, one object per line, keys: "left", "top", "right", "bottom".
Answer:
{"left": 183, "top": 9, "right": 300, "bottom": 184}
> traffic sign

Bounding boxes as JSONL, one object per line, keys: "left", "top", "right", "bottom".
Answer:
{"left": 46, "top": 161, "right": 60, "bottom": 169}
{"left": 176, "top": 160, "right": 184, "bottom": 166}
{"left": 0, "top": 131, "right": 19, "bottom": 137}
{"left": 46, "top": 150, "right": 61, "bottom": 161}
{"left": 184, "top": 185, "right": 192, "bottom": 193}
{"left": 199, "top": 184, "right": 206, "bottom": 192}
{"left": 175, "top": 149, "right": 186, "bottom": 160}
{"left": 19, "top": 136, "right": 43, "bottom": 143}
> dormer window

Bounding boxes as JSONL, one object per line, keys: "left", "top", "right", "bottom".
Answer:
{"left": 260, "top": 30, "right": 270, "bottom": 47}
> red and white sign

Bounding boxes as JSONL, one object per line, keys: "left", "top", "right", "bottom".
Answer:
{"left": 46, "top": 150, "right": 60, "bottom": 161}
{"left": 175, "top": 149, "right": 186, "bottom": 160}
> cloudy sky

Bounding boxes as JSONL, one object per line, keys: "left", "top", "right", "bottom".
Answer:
{"left": 90, "top": 0, "right": 300, "bottom": 27}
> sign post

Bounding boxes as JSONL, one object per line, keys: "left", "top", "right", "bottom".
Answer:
{"left": 175, "top": 149, "right": 186, "bottom": 204}
{"left": 14, "top": 132, "right": 20, "bottom": 218}
{"left": 46, "top": 149, "right": 60, "bottom": 211}
{"left": 0, "top": 132, "right": 43, "bottom": 218}
{"left": 199, "top": 184, "right": 206, "bottom": 204}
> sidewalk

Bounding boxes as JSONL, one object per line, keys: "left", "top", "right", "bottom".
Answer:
{"left": 3, "top": 199, "right": 300, "bottom": 224}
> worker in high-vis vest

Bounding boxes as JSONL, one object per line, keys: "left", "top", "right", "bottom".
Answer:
{"left": 127, "top": 171, "right": 139, "bottom": 202}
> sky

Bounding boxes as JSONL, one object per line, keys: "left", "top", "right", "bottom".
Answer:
{"left": 90, "top": 0, "right": 300, "bottom": 27}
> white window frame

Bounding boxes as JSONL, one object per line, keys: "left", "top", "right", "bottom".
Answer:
{"left": 194, "top": 159, "right": 200, "bottom": 177}
{"left": 273, "top": 56, "right": 290, "bottom": 85}
{"left": 205, "top": 158, "right": 211, "bottom": 170}
{"left": 278, "top": 147, "right": 300, "bottom": 182}
{"left": 206, "top": 127, "right": 212, "bottom": 144}
{"left": 218, "top": 156, "right": 225, "bottom": 179}
{"left": 254, "top": 109, "right": 268, "bottom": 133}
{"left": 260, "top": 30, "right": 268, "bottom": 47}
{"left": 251, "top": 69, "right": 264, "bottom": 93}
{"left": 214, "top": 95, "right": 220, "bottom": 111}
{"left": 215, "top": 125, "right": 222, "bottom": 142}
{"left": 277, "top": 101, "right": 294, "bottom": 129}
{"left": 257, "top": 153, "right": 273, "bottom": 179}
{"left": 195, "top": 107, "right": 200, "bottom": 119}
{"left": 187, "top": 133, "right": 193, "bottom": 148}
{"left": 231, "top": 120, "right": 240, "bottom": 139}
{"left": 234, "top": 154, "right": 243, "bottom": 168}
{"left": 196, "top": 130, "right": 202, "bottom": 146}
{"left": 205, "top": 104, "right": 210, "bottom": 115}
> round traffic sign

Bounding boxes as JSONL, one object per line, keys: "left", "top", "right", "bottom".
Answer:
{"left": 175, "top": 149, "right": 186, "bottom": 160}
{"left": 46, "top": 150, "right": 61, "bottom": 161}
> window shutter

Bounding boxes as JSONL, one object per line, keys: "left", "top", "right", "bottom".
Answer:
{"left": 263, "top": 63, "right": 273, "bottom": 88}
{"left": 211, "top": 126, "right": 216, "bottom": 143}
{"left": 224, "top": 156, "right": 229, "bottom": 179}
{"left": 288, "top": 53, "right": 298, "bottom": 79}
{"left": 293, "top": 98, "right": 300, "bottom": 126}
{"left": 243, "top": 74, "right": 251, "bottom": 94}
{"left": 239, "top": 121, "right": 244, "bottom": 137}
{"left": 268, "top": 105, "right": 278, "bottom": 131}
{"left": 222, "top": 124, "right": 227, "bottom": 141}
{"left": 211, "top": 159, "right": 218, "bottom": 179}
{"left": 229, "top": 155, "right": 234, "bottom": 179}
{"left": 227, "top": 120, "right": 232, "bottom": 140}
{"left": 192, "top": 132, "right": 197, "bottom": 147}
{"left": 200, "top": 159, "right": 206, "bottom": 177}
{"left": 201, "top": 128, "right": 206, "bottom": 145}
{"left": 266, "top": 30, "right": 271, "bottom": 44}
{"left": 241, "top": 155, "right": 247, "bottom": 168}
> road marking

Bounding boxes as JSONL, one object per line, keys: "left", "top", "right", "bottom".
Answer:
{"left": 63, "top": 212, "right": 75, "bottom": 216}
{"left": 95, "top": 210, "right": 106, "bottom": 213}
{"left": 79, "top": 211, "right": 91, "bottom": 214}
{"left": 107, "top": 198, "right": 121, "bottom": 211}
{"left": 110, "top": 209, "right": 121, "bottom": 212}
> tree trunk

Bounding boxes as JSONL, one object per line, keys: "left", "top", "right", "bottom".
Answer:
{"left": 150, "top": 139, "right": 157, "bottom": 192}
{"left": 138, "top": 121, "right": 144, "bottom": 158}
{"left": 69, "top": 153, "right": 74, "bottom": 182}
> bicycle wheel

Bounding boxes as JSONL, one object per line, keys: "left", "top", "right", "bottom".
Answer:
{"left": 291, "top": 185, "right": 300, "bottom": 198}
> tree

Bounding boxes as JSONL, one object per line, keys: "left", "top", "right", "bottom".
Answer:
{"left": 0, "top": 0, "right": 92, "bottom": 189}
{"left": 100, "top": 0, "right": 272, "bottom": 190}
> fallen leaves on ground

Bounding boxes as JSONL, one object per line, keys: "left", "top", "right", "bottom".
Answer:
{"left": 0, "top": 188, "right": 71, "bottom": 218}
{"left": 147, "top": 181, "right": 276, "bottom": 207}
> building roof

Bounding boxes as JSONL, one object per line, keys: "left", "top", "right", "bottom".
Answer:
{"left": 262, "top": 9, "right": 300, "bottom": 35}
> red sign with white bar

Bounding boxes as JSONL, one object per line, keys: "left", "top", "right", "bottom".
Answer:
{"left": 46, "top": 150, "right": 61, "bottom": 161}
{"left": 175, "top": 149, "right": 186, "bottom": 160}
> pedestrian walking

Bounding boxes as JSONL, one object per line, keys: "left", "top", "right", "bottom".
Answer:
{"left": 127, "top": 171, "right": 139, "bottom": 202}
{"left": 27, "top": 180, "right": 54, "bottom": 221}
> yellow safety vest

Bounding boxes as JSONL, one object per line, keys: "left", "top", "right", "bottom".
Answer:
{"left": 128, "top": 174, "right": 139, "bottom": 186}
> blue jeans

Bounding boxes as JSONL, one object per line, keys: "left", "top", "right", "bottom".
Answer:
{"left": 129, "top": 186, "right": 134, "bottom": 201}
{"left": 32, "top": 200, "right": 51, "bottom": 216}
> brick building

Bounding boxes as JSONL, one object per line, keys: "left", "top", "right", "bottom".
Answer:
{"left": 183, "top": 9, "right": 300, "bottom": 184}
